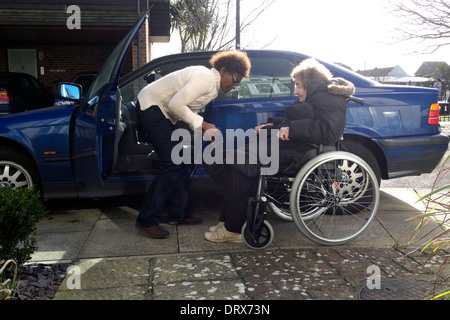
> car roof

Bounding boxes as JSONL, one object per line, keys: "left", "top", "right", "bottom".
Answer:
{"left": 0, "top": 72, "right": 38, "bottom": 79}
{"left": 119, "top": 49, "right": 375, "bottom": 88}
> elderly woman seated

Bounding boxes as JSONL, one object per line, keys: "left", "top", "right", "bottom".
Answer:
{"left": 205, "top": 58, "right": 355, "bottom": 244}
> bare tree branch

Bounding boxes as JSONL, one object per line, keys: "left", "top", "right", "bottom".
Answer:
{"left": 170, "top": 0, "right": 274, "bottom": 52}
{"left": 387, "top": 0, "right": 450, "bottom": 54}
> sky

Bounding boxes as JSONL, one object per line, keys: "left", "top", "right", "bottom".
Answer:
{"left": 151, "top": 0, "right": 450, "bottom": 76}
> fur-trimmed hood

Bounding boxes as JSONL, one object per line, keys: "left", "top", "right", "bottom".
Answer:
{"left": 327, "top": 77, "right": 355, "bottom": 97}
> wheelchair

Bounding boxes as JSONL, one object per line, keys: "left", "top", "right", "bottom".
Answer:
{"left": 241, "top": 144, "right": 380, "bottom": 249}
{"left": 241, "top": 100, "right": 380, "bottom": 249}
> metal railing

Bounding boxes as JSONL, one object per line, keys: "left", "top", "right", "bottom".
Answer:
{"left": 440, "top": 102, "right": 450, "bottom": 122}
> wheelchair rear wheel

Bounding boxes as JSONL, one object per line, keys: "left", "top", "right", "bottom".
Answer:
{"left": 265, "top": 176, "right": 293, "bottom": 221}
{"left": 290, "top": 151, "right": 379, "bottom": 246}
{"left": 265, "top": 176, "right": 326, "bottom": 222}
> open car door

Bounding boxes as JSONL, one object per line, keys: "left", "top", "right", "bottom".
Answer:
{"left": 70, "top": 8, "right": 151, "bottom": 185}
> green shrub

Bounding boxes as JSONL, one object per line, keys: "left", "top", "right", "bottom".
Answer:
{"left": 0, "top": 187, "right": 47, "bottom": 264}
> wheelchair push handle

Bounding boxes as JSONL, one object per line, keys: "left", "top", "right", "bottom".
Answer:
{"left": 347, "top": 96, "right": 364, "bottom": 105}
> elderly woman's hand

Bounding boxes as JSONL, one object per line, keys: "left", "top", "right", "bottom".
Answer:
{"left": 278, "top": 127, "right": 290, "bottom": 141}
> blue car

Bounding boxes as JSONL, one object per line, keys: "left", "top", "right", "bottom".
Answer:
{"left": 0, "top": 10, "right": 448, "bottom": 199}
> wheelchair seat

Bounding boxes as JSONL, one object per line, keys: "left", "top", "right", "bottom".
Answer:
{"left": 274, "top": 142, "right": 342, "bottom": 177}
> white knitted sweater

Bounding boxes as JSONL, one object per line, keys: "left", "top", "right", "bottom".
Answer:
{"left": 137, "top": 66, "right": 221, "bottom": 130}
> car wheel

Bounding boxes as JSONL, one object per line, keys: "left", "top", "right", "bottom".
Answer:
{"left": 343, "top": 140, "right": 381, "bottom": 185}
{"left": 0, "top": 149, "right": 39, "bottom": 190}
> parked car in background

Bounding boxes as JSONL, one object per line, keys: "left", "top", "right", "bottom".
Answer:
{"left": 0, "top": 72, "right": 55, "bottom": 116}
{"left": 0, "top": 9, "right": 448, "bottom": 200}
{"left": 54, "top": 72, "right": 97, "bottom": 106}
{"left": 71, "top": 72, "right": 97, "bottom": 98}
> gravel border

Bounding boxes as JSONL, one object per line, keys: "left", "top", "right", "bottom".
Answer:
{"left": 10, "top": 262, "right": 72, "bottom": 300}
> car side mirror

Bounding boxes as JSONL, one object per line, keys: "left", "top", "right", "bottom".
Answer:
{"left": 58, "top": 82, "right": 82, "bottom": 101}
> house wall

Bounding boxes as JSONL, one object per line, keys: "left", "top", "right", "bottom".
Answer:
{"left": 0, "top": 0, "right": 169, "bottom": 91}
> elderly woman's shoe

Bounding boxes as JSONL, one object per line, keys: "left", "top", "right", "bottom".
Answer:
{"left": 204, "top": 226, "right": 243, "bottom": 243}
{"left": 209, "top": 221, "right": 225, "bottom": 232}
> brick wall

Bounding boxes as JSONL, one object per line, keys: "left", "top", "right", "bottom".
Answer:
{"left": 1, "top": 44, "right": 133, "bottom": 94}
{"left": 36, "top": 45, "right": 113, "bottom": 89}
{"left": 0, "top": 1, "right": 169, "bottom": 94}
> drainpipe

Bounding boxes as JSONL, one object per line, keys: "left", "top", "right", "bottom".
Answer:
{"left": 137, "top": 0, "right": 142, "bottom": 68}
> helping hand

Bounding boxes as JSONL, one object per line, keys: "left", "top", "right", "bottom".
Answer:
{"left": 202, "top": 121, "right": 221, "bottom": 142}
{"left": 202, "top": 121, "right": 217, "bottom": 133}
{"left": 255, "top": 122, "right": 274, "bottom": 134}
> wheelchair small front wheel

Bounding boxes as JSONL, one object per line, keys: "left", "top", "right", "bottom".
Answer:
{"left": 241, "top": 220, "right": 274, "bottom": 250}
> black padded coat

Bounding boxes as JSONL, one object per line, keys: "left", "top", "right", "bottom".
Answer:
{"left": 267, "top": 77, "right": 355, "bottom": 167}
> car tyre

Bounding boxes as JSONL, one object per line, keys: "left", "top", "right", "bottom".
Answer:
{"left": 0, "top": 149, "right": 40, "bottom": 191}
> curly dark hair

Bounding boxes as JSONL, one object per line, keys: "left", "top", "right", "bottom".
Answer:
{"left": 209, "top": 50, "right": 251, "bottom": 78}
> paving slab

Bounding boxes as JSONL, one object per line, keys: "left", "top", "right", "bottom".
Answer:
{"left": 54, "top": 257, "right": 150, "bottom": 300}
{"left": 77, "top": 219, "right": 179, "bottom": 258}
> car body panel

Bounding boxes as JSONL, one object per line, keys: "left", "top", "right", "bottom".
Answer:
{"left": 0, "top": 105, "right": 76, "bottom": 188}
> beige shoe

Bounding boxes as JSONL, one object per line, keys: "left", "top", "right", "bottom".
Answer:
{"left": 209, "top": 222, "right": 225, "bottom": 232}
{"left": 205, "top": 226, "right": 243, "bottom": 243}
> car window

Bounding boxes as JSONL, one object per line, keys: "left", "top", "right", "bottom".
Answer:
{"left": 17, "top": 76, "right": 37, "bottom": 93}
{"left": 120, "top": 53, "right": 296, "bottom": 104}
{"left": 220, "top": 54, "right": 296, "bottom": 101}
{"left": 0, "top": 75, "right": 13, "bottom": 88}
{"left": 120, "top": 78, "right": 142, "bottom": 104}
{"left": 120, "top": 59, "right": 210, "bottom": 104}
{"left": 27, "top": 76, "right": 41, "bottom": 91}
{"left": 72, "top": 74, "right": 97, "bottom": 96}
{"left": 154, "top": 59, "right": 211, "bottom": 79}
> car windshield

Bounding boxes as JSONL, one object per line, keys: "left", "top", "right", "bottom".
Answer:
{"left": 85, "top": 9, "right": 150, "bottom": 102}
{"left": 86, "top": 35, "right": 130, "bottom": 101}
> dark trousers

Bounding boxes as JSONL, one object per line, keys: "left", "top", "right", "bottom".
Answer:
{"left": 136, "top": 106, "right": 189, "bottom": 227}
{"left": 214, "top": 140, "right": 311, "bottom": 234}
{"left": 219, "top": 166, "right": 259, "bottom": 233}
